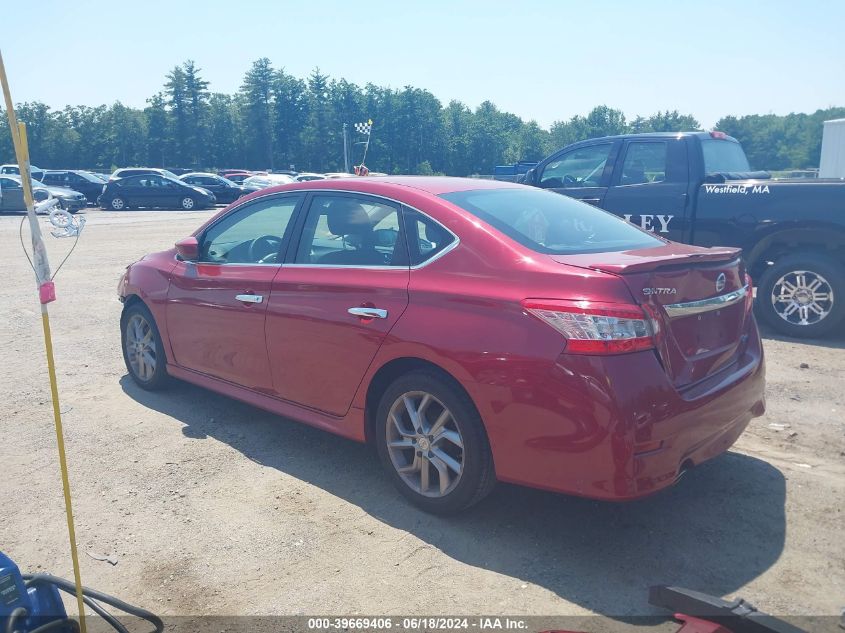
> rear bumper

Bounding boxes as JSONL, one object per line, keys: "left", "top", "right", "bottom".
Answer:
{"left": 475, "top": 321, "right": 765, "bottom": 500}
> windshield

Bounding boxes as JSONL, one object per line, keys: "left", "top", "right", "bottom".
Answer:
{"left": 701, "top": 139, "right": 751, "bottom": 173}
{"left": 441, "top": 188, "right": 662, "bottom": 255}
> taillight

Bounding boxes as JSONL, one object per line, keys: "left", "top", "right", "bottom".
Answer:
{"left": 522, "top": 299, "right": 656, "bottom": 355}
{"left": 710, "top": 130, "right": 728, "bottom": 139}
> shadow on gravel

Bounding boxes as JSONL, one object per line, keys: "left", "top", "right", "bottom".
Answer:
{"left": 758, "top": 322, "right": 845, "bottom": 349}
{"left": 122, "top": 375, "right": 786, "bottom": 620}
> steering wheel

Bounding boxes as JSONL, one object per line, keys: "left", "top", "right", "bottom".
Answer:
{"left": 248, "top": 235, "right": 282, "bottom": 263}
{"left": 563, "top": 174, "right": 579, "bottom": 186}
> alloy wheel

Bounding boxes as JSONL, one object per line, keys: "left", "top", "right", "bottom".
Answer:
{"left": 111, "top": 197, "right": 125, "bottom": 210}
{"left": 125, "top": 314, "right": 157, "bottom": 381}
{"left": 386, "top": 391, "right": 465, "bottom": 498}
{"left": 181, "top": 197, "right": 195, "bottom": 209}
{"left": 771, "top": 270, "right": 834, "bottom": 326}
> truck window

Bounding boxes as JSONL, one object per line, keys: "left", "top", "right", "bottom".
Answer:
{"left": 539, "top": 144, "right": 611, "bottom": 189}
{"left": 620, "top": 142, "right": 667, "bottom": 185}
{"left": 701, "top": 139, "right": 751, "bottom": 173}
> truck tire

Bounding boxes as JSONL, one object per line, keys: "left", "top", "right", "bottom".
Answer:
{"left": 757, "top": 253, "right": 844, "bottom": 338}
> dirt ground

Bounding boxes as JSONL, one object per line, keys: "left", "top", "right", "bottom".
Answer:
{"left": 0, "top": 208, "right": 843, "bottom": 630}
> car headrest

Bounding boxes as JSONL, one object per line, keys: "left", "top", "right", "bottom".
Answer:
{"left": 326, "top": 201, "right": 371, "bottom": 236}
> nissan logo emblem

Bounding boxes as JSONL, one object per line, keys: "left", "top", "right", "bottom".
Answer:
{"left": 716, "top": 273, "right": 727, "bottom": 293}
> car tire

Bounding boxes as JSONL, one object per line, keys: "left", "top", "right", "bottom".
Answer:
{"left": 120, "top": 302, "right": 169, "bottom": 391}
{"left": 757, "top": 252, "right": 845, "bottom": 338}
{"left": 375, "top": 370, "right": 496, "bottom": 514}
{"left": 109, "top": 196, "right": 127, "bottom": 211}
{"left": 180, "top": 196, "right": 196, "bottom": 210}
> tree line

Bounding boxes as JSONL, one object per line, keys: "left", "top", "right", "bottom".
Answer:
{"left": 1, "top": 59, "right": 842, "bottom": 175}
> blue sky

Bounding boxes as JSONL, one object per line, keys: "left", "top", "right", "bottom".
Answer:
{"left": 2, "top": 0, "right": 843, "bottom": 128}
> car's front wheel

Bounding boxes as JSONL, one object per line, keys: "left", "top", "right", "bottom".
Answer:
{"left": 375, "top": 370, "right": 495, "bottom": 514}
{"left": 180, "top": 196, "right": 196, "bottom": 210}
{"left": 757, "top": 252, "right": 844, "bottom": 338}
{"left": 121, "top": 302, "right": 169, "bottom": 390}
{"left": 109, "top": 196, "right": 127, "bottom": 211}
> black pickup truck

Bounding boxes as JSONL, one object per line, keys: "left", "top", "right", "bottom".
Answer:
{"left": 519, "top": 131, "right": 845, "bottom": 338}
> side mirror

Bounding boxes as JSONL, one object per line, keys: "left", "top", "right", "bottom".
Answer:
{"left": 522, "top": 168, "right": 536, "bottom": 185}
{"left": 175, "top": 236, "right": 199, "bottom": 261}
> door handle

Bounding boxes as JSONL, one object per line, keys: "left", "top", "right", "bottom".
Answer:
{"left": 348, "top": 307, "right": 388, "bottom": 319}
{"left": 236, "top": 294, "right": 263, "bottom": 304}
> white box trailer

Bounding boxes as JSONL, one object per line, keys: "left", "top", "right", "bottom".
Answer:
{"left": 819, "top": 118, "right": 845, "bottom": 178}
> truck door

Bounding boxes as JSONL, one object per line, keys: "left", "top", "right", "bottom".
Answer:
{"left": 601, "top": 138, "right": 690, "bottom": 241}
{"left": 534, "top": 142, "right": 617, "bottom": 207}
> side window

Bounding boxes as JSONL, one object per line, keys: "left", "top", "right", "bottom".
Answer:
{"left": 294, "top": 195, "right": 406, "bottom": 267}
{"left": 539, "top": 144, "right": 612, "bottom": 189}
{"left": 200, "top": 195, "right": 301, "bottom": 264}
{"left": 183, "top": 177, "right": 198, "bottom": 185}
{"left": 403, "top": 209, "right": 456, "bottom": 266}
{"left": 1, "top": 177, "right": 21, "bottom": 189}
{"left": 619, "top": 142, "right": 668, "bottom": 185}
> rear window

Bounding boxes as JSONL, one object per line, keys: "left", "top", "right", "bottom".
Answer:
{"left": 701, "top": 139, "right": 751, "bottom": 173}
{"left": 440, "top": 188, "right": 662, "bottom": 255}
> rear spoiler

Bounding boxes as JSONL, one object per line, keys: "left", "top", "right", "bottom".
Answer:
{"left": 704, "top": 171, "right": 771, "bottom": 183}
{"left": 551, "top": 246, "right": 742, "bottom": 275}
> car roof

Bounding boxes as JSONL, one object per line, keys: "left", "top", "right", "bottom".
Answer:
{"left": 181, "top": 172, "right": 217, "bottom": 178}
{"left": 242, "top": 176, "right": 523, "bottom": 202}
{"left": 304, "top": 176, "right": 522, "bottom": 195}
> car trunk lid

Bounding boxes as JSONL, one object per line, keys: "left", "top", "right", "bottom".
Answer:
{"left": 551, "top": 245, "right": 750, "bottom": 388}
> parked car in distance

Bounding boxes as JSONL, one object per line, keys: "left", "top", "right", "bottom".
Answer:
{"left": 323, "top": 172, "right": 353, "bottom": 179}
{"left": 521, "top": 131, "right": 845, "bottom": 338}
{"left": 0, "top": 175, "right": 51, "bottom": 211}
{"left": 295, "top": 172, "right": 327, "bottom": 182}
{"left": 42, "top": 170, "right": 107, "bottom": 205}
{"left": 118, "top": 176, "right": 765, "bottom": 514}
{"left": 1, "top": 163, "right": 46, "bottom": 181}
{"left": 165, "top": 167, "right": 194, "bottom": 176}
{"left": 241, "top": 174, "right": 295, "bottom": 189}
{"left": 101, "top": 174, "right": 215, "bottom": 210}
{"left": 218, "top": 170, "right": 253, "bottom": 184}
{"left": 110, "top": 167, "right": 180, "bottom": 182}
{"left": 0, "top": 175, "right": 86, "bottom": 212}
{"left": 179, "top": 172, "right": 258, "bottom": 204}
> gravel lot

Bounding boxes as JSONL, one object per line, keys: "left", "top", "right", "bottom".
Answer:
{"left": 0, "top": 208, "right": 843, "bottom": 630}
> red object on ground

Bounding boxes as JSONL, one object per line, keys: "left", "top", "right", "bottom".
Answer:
{"left": 119, "top": 176, "right": 765, "bottom": 500}
{"left": 39, "top": 281, "right": 56, "bottom": 304}
{"left": 673, "top": 613, "right": 734, "bottom": 633}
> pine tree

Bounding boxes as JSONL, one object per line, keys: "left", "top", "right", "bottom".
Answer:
{"left": 239, "top": 58, "right": 275, "bottom": 169}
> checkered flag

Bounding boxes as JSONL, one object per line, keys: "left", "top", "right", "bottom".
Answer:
{"left": 354, "top": 119, "right": 373, "bottom": 135}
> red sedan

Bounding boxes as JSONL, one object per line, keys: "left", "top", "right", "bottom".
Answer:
{"left": 119, "top": 177, "right": 765, "bottom": 513}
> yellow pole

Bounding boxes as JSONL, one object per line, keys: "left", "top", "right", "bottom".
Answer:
{"left": 1, "top": 50, "right": 88, "bottom": 633}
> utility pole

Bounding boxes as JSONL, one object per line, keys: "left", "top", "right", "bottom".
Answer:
{"left": 343, "top": 123, "right": 350, "bottom": 174}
